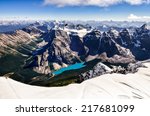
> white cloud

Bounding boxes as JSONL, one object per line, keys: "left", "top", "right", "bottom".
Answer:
{"left": 43, "top": 0, "right": 150, "bottom": 7}
{"left": 128, "top": 14, "right": 150, "bottom": 21}
{"left": 128, "top": 14, "right": 141, "bottom": 20}
{"left": 125, "top": 0, "right": 149, "bottom": 5}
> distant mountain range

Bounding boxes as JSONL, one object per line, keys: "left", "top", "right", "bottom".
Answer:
{"left": 1, "top": 20, "right": 150, "bottom": 33}
{"left": 0, "top": 21, "right": 150, "bottom": 86}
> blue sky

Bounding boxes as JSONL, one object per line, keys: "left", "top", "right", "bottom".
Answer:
{"left": 0, "top": 0, "right": 150, "bottom": 21}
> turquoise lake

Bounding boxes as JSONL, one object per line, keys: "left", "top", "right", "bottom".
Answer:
{"left": 53, "top": 62, "right": 85, "bottom": 75}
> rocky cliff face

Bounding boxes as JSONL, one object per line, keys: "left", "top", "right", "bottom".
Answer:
{"left": 26, "top": 27, "right": 136, "bottom": 74}
{"left": 83, "top": 30, "right": 135, "bottom": 64}
{"left": 25, "top": 29, "right": 87, "bottom": 74}
{"left": 106, "top": 24, "right": 150, "bottom": 60}
{"left": 79, "top": 62, "right": 112, "bottom": 81}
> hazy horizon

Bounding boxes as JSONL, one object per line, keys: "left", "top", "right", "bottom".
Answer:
{"left": 0, "top": 19, "right": 149, "bottom": 23}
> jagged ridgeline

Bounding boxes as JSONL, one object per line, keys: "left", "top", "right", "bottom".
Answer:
{"left": 0, "top": 21, "right": 150, "bottom": 86}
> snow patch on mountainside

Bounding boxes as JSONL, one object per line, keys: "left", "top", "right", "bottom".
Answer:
{"left": 63, "top": 27, "right": 90, "bottom": 38}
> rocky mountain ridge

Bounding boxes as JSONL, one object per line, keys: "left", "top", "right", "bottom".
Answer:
{"left": 0, "top": 22, "right": 150, "bottom": 86}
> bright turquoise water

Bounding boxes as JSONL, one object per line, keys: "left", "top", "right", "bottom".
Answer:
{"left": 53, "top": 62, "right": 85, "bottom": 75}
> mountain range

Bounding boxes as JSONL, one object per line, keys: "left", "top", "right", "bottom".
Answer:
{"left": 0, "top": 21, "right": 150, "bottom": 86}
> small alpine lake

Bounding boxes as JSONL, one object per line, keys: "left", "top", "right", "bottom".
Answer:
{"left": 53, "top": 62, "right": 86, "bottom": 75}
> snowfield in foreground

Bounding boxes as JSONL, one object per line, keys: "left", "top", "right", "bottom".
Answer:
{"left": 0, "top": 63, "right": 150, "bottom": 99}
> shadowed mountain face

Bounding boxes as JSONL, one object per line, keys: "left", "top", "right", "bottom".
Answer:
{"left": 0, "top": 22, "right": 150, "bottom": 86}
{"left": 107, "top": 24, "right": 150, "bottom": 60}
